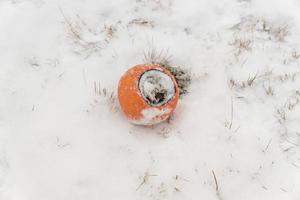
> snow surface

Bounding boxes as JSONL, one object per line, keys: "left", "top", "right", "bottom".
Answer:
{"left": 1, "top": 0, "right": 300, "bottom": 199}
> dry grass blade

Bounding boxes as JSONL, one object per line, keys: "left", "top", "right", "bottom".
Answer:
{"left": 161, "top": 63, "right": 191, "bottom": 96}
{"left": 59, "top": 7, "right": 82, "bottom": 41}
{"left": 247, "top": 74, "right": 257, "bottom": 86}
{"left": 143, "top": 47, "right": 171, "bottom": 65}
{"left": 212, "top": 170, "right": 219, "bottom": 192}
{"left": 59, "top": 8, "right": 113, "bottom": 57}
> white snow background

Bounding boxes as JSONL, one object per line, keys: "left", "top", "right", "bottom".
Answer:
{"left": 1, "top": 0, "right": 300, "bottom": 199}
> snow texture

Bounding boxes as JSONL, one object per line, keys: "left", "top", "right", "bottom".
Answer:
{"left": 133, "top": 107, "right": 171, "bottom": 126}
{"left": 139, "top": 69, "right": 176, "bottom": 106}
{"left": 1, "top": 0, "right": 300, "bottom": 199}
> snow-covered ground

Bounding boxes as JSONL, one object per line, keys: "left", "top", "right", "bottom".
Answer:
{"left": 1, "top": 0, "right": 300, "bottom": 199}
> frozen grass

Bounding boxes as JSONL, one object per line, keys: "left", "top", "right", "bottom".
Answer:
{"left": 143, "top": 47, "right": 192, "bottom": 97}
{"left": 1, "top": 0, "right": 300, "bottom": 200}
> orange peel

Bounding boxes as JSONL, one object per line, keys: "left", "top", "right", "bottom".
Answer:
{"left": 118, "top": 64, "right": 179, "bottom": 125}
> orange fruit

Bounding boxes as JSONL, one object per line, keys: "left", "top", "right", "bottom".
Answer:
{"left": 118, "top": 64, "right": 179, "bottom": 125}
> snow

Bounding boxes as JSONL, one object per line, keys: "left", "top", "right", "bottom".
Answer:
{"left": 133, "top": 107, "right": 171, "bottom": 125}
{"left": 1, "top": 0, "right": 300, "bottom": 199}
{"left": 139, "top": 69, "right": 176, "bottom": 106}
